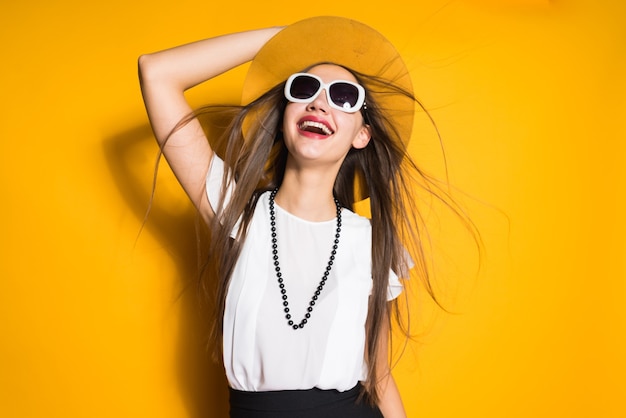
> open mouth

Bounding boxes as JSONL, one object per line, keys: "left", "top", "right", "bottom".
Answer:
{"left": 298, "top": 120, "right": 335, "bottom": 136}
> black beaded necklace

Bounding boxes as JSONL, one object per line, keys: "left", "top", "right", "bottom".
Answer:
{"left": 268, "top": 188, "right": 342, "bottom": 330}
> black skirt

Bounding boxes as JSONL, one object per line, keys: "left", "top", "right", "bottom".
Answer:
{"left": 229, "top": 383, "right": 383, "bottom": 418}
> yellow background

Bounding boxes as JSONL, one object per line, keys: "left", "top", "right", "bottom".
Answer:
{"left": 1, "top": 0, "right": 624, "bottom": 417}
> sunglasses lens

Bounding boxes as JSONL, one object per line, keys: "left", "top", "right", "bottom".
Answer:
{"left": 289, "top": 75, "right": 321, "bottom": 100}
{"left": 329, "top": 83, "right": 360, "bottom": 110}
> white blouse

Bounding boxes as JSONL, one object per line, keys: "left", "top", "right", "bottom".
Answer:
{"left": 206, "top": 156, "right": 402, "bottom": 392}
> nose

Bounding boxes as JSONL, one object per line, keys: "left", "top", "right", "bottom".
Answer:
{"left": 306, "top": 89, "right": 329, "bottom": 113}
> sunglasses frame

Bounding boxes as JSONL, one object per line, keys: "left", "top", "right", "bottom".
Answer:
{"left": 284, "top": 73, "right": 366, "bottom": 113}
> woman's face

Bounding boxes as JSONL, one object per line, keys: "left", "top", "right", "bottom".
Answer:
{"left": 281, "top": 64, "right": 371, "bottom": 169}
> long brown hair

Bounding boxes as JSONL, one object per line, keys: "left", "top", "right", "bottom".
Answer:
{"left": 182, "top": 64, "right": 477, "bottom": 404}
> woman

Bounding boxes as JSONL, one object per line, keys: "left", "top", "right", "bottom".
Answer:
{"left": 139, "top": 16, "right": 436, "bottom": 417}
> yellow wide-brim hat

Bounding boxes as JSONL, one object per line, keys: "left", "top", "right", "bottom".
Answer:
{"left": 241, "top": 16, "right": 415, "bottom": 146}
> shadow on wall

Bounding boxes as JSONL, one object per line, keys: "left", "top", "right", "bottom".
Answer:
{"left": 103, "top": 125, "right": 229, "bottom": 418}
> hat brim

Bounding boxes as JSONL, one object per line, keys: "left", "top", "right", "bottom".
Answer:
{"left": 241, "top": 16, "right": 415, "bottom": 145}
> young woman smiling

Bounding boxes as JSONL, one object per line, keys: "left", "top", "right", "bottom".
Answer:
{"left": 139, "top": 16, "right": 468, "bottom": 417}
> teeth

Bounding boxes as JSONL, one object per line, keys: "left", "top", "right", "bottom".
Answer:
{"left": 299, "top": 120, "right": 334, "bottom": 135}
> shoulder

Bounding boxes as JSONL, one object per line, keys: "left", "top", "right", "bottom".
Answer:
{"left": 340, "top": 208, "right": 371, "bottom": 237}
{"left": 341, "top": 207, "right": 370, "bottom": 224}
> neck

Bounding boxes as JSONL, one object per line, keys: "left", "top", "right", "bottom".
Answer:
{"left": 274, "top": 162, "right": 340, "bottom": 222}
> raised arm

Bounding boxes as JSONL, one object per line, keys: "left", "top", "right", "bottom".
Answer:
{"left": 138, "top": 27, "right": 282, "bottom": 222}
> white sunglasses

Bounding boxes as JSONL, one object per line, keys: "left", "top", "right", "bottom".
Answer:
{"left": 284, "top": 73, "right": 366, "bottom": 113}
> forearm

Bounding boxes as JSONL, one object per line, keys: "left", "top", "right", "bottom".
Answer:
{"left": 375, "top": 311, "right": 406, "bottom": 417}
{"left": 377, "top": 371, "right": 406, "bottom": 418}
{"left": 138, "top": 27, "right": 282, "bottom": 143}
{"left": 138, "top": 27, "right": 282, "bottom": 92}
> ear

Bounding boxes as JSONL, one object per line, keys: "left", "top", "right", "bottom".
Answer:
{"left": 352, "top": 124, "right": 371, "bottom": 150}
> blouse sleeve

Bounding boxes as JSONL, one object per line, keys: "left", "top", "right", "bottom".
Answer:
{"left": 387, "top": 270, "right": 403, "bottom": 301}
{"left": 387, "top": 245, "right": 417, "bottom": 301}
